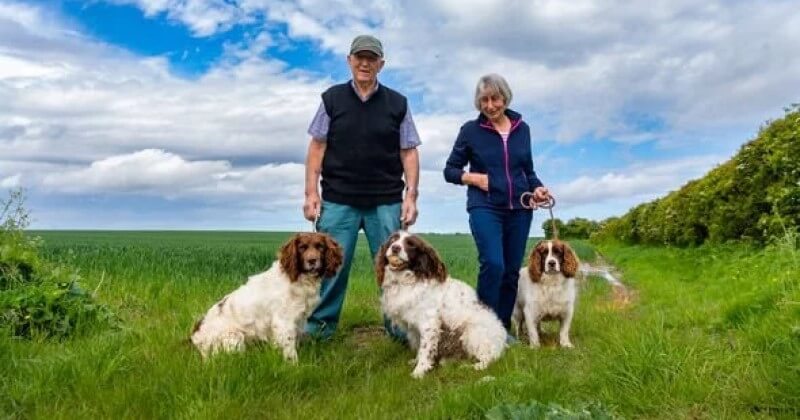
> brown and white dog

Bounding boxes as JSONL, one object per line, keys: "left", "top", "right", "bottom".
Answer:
{"left": 377, "top": 231, "right": 507, "bottom": 378}
{"left": 191, "top": 233, "right": 342, "bottom": 361}
{"left": 511, "top": 239, "right": 579, "bottom": 348}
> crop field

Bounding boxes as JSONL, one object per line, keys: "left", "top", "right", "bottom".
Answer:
{"left": 1, "top": 231, "right": 798, "bottom": 419}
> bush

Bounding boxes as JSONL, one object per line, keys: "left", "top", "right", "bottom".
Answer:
{"left": 593, "top": 106, "right": 800, "bottom": 246}
{"left": 0, "top": 189, "right": 115, "bottom": 339}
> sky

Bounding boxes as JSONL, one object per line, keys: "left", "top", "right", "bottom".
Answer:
{"left": 1, "top": 0, "right": 798, "bottom": 234}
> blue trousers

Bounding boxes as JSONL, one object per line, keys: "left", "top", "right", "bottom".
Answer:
{"left": 305, "top": 201, "right": 402, "bottom": 339}
{"left": 468, "top": 207, "right": 533, "bottom": 329}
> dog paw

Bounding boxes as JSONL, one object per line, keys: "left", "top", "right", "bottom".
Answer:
{"left": 560, "top": 340, "right": 574, "bottom": 349}
{"left": 473, "top": 361, "right": 490, "bottom": 371}
{"left": 283, "top": 351, "right": 299, "bottom": 364}
{"left": 411, "top": 364, "right": 431, "bottom": 379}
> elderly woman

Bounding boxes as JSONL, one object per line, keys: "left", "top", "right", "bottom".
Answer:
{"left": 443, "top": 73, "right": 550, "bottom": 333}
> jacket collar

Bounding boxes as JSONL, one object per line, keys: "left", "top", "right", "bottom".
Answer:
{"left": 478, "top": 108, "right": 523, "bottom": 133}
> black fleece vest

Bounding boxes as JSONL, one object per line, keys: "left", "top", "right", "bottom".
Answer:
{"left": 320, "top": 83, "right": 408, "bottom": 207}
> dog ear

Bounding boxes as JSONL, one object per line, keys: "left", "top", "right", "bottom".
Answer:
{"left": 561, "top": 242, "right": 579, "bottom": 278}
{"left": 527, "top": 242, "right": 544, "bottom": 283}
{"left": 322, "top": 234, "right": 343, "bottom": 278}
{"left": 279, "top": 234, "right": 300, "bottom": 282}
{"left": 375, "top": 238, "right": 391, "bottom": 287}
{"left": 415, "top": 238, "right": 448, "bottom": 282}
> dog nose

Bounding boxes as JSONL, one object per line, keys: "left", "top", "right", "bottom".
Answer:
{"left": 390, "top": 244, "right": 401, "bottom": 253}
{"left": 307, "top": 258, "right": 318, "bottom": 265}
{"left": 548, "top": 260, "right": 556, "bottom": 268}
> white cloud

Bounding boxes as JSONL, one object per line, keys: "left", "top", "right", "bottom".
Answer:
{"left": 41, "top": 149, "right": 231, "bottom": 194}
{"left": 110, "top": 0, "right": 246, "bottom": 36}
{"left": 554, "top": 155, "right": 724, "bottom": 207}
{"left": 0, "top": 173, "right": 20, "bottom": 188}
{"left": 111, "top": 0, "right": 800, "bottom": 144}
{"left": 0, "top": 7, "right": 329, "bottom": 165}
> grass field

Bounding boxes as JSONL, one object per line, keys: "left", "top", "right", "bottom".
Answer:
{"left": 1, "top": 231, "right": 798, "bottom": 419}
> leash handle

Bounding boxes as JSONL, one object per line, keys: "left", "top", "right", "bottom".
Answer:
{"left": 520, "top": 194, "right": 559, "bottom": 240}
{"left": 520, "top": 193, "right": 555, "bottom": 210}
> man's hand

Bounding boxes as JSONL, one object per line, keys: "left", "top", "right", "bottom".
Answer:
{"left": 462, "top": 173, "right": 489, "bottom": 192}
{"left": 401, "top": 194, "right": 419, "bottom": 227}
{"left": 303, "top": 192, "right": 321, "bottom": 222}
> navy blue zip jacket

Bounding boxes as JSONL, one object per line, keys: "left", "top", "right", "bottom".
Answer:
{"left": 443, "top": 109, "right": 543, "bottom": 210}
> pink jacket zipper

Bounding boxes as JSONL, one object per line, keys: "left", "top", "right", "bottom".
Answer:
{"left": 481, "top": 119, "right": 522, "bottom": 209}
{"left": 501, "top": 134, "right": 513, "bottom": 209}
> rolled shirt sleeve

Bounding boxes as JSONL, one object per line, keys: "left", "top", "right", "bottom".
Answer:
{"left": 400, "top": 108, "right": 421, "bottom": 149}
{"left": 307, "top": 102, "right": 330, "bottom": 141}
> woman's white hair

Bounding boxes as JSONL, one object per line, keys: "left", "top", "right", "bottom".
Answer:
{"left": 474, "top": 73, "right": 513, "bottom": 111}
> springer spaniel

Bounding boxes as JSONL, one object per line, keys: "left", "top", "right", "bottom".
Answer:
{"left": 191, "top": 233, "right": 342, "bottom": 361}
{"left": 377, "top": 231, "right": 507, "bottom": 378}
{"left": 512, "top": 239, "right": 579, "bottom": 348}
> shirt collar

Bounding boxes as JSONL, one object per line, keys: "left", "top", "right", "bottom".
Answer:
{"left": 350, "top": 79, "right": 379, "bottom": 102}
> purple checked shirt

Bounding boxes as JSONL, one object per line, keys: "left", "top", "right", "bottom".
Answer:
{"left": 307, "top": 81, "right": 422, "bottom": 149}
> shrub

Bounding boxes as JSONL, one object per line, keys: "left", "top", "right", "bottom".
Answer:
{"left": 0, "top": 189, "right": 115, "bottom": 339}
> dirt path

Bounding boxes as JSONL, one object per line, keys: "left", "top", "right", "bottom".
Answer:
{"left": 580, "top": 255, "right": 635, "bottom": 309}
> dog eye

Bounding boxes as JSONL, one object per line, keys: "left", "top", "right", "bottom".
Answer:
{"left": 299, "top": 244, "right": 308, "bottom": 251}
{"left": 314, "top": 243, "right": 323, "bottom": 250}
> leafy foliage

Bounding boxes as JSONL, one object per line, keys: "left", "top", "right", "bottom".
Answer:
{"left": 593, "top": 106, "right": 800, "bottom": 245}
{"left": 486, "top": 400, "right": 617, "bottom": 420}
{"left": 543, "top": 217, "right": 600, "bottom": 240}
{"left": 0, "top": 189, "right": 115, "bottom": 338}
{"left": 0, "top": 189, "right": 40, "bottom": 289}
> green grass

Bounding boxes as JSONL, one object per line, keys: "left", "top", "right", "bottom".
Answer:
{"left": 1, "top": 231, "right": 798, "bottom": 419}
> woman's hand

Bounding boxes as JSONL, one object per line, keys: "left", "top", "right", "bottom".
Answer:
{"left": 462, "top": 173, "right": 489, "bottom": 192}
{"left": 533, "top": 186, "right": 551, "bottom": 203}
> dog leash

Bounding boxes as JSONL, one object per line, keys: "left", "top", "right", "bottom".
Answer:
{"left": 520, "top": 193, "right": 558, "bottom": 239}
{"left": 311, "top": 209, "right": 320, "bottom": 233}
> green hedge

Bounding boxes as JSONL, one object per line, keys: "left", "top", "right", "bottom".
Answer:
{"left": 593, "top": 106, "right": 800, "bottom": 245}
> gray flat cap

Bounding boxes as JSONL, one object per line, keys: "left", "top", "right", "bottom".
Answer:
{"left": 350, "top": 35, "right": 383, "bottom": 57}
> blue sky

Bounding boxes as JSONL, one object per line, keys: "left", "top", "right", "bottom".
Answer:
{"left": 1, "top": 0, "right": 798, "bottom": 234}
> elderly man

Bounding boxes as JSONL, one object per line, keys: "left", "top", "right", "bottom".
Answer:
{"left": 303, "top": 35, "right": 421, "bottom": 339}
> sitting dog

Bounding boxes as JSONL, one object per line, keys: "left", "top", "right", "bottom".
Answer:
{"left": 512, "top": 239, "right": 579, "bottom": 348}
{"left": 191, "top": 233, "right": 342, "bottom": 361}
{"left": 377, "top": 231, "right": 506, "bottom": 378}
